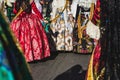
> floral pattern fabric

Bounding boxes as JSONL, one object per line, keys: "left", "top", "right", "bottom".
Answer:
{"left": 10, "top": 12, "right": 50, "bottom": 62}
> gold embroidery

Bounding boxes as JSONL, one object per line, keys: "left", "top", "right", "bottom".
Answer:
{"left": 86, "top": 41, "right": 98, "bottom": 80}
{"left": 50, "top": 0, "right": 68, "bottom": 23}
{"left": 77, "top": 3, "right": 94, "bottom": 44}
{"left": 12, "top": 7, "right": 23, "bottom": 21}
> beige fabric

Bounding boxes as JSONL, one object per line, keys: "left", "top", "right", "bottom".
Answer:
{"left": 86, "top": 20, "right": 100, "bottom": 40}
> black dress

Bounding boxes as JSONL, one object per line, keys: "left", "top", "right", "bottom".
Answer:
{"left": 101, "top": 0, "right": 120, "bottom": 79}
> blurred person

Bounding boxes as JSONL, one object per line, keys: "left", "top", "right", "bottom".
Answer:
{"left": 0, "top": 10, "right": 32, "bottom": 80}
{"left": 10, "top": 0, "right": 50, "bottom": 62}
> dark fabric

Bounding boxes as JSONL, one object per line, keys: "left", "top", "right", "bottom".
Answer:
{"left": 73, "top": 5, "right": 94, "bottom": 54}
{"left": 0, "top": 11, "right": 33, "bottom": 80}
{"left": 100, "top": 0, "right": 120, "bottom": 80}
{"left": 6, "top": 3, "right": 15, "bottom": 22}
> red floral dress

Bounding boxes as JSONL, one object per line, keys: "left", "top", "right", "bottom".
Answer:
{"left": 31, "top": 1, "right": 43, "bottom": 20}
{"left": 10, "top": 11, "right": 50, "bottom": 62}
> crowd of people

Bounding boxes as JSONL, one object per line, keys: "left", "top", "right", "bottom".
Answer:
{"left": 0, "top": 0, "right": 120, "bottom": 80}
